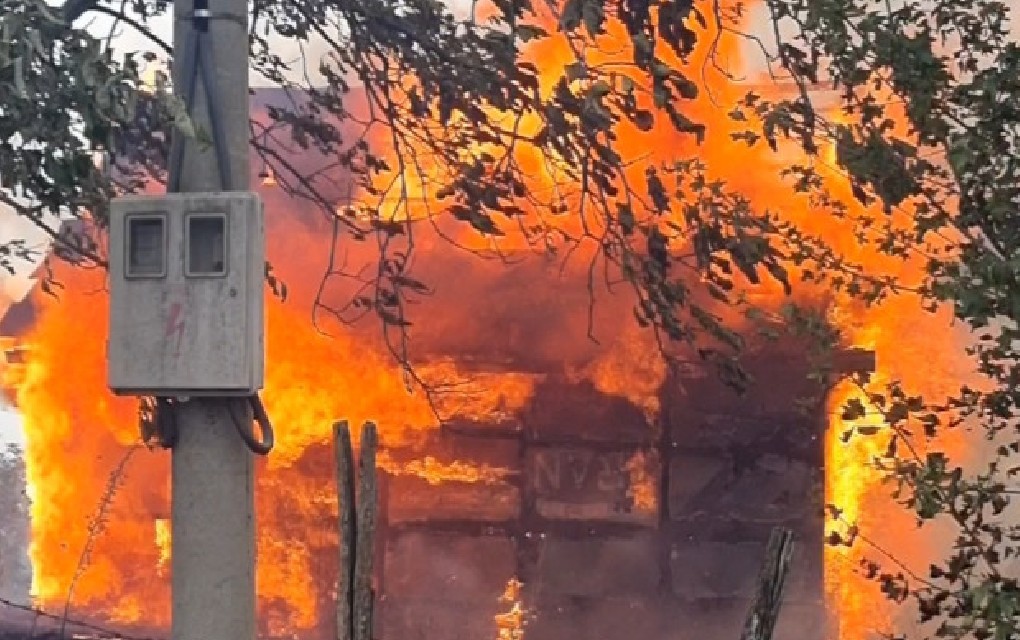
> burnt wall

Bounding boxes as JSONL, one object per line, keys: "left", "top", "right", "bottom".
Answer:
{"left": 662, "top": 346, "right": 829, "bottom": 639}
{"left": 374, "top": 344, "right": 837, "bottom": 640}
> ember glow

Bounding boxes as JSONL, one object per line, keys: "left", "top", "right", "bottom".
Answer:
{"left": 377, "top": 452, "right": 514, "bottom": 486}
{"left": 154, "top": 518, "right": 171, "bottom": 577}
{"left": 624, "top": 450, "right": 658, "bottom": 516}
{"left": 825, "top": 382, "right": 892, "bottom": 637}
{"left": 495, "top": 578, "right": 526, "bottom": 640}
{"left": 7, "top": 1, "right": 975, "bottom": 639}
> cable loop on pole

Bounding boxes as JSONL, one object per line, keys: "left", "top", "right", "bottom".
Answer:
{"left": 228, "top": 394, "right": 275, "bottom": 455}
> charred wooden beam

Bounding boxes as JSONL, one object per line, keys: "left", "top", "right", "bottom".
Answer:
{"left": 354, "top": 423, "right": 377, "bottom": 640}
{"left": 374, "top": 463, "right": 390, "bottom": 608}
{"left": 740, "top": 527, "right": 795, "bottom": 640}
{"left": 334, "top": 421, "right": 378, "bottom": 640}
{"left": 385, "top": 518, "right": 653, "bottom": 539}
{"left": 442, "top": 419, "right": 523, "bottom": 439}
{"left": 334, "top": 421, "right": 355, "bottom": 640}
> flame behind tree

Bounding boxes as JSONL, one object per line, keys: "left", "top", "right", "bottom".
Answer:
{"left": 1, "top": 0, "right": 831, "bottom": 382}
{"left": 744, "top": 0, "right": 1020, "bottom": 638}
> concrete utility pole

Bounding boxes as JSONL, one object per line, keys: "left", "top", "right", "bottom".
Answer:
{"left": 170, "top": 1, "right": 255, "bottom": 640}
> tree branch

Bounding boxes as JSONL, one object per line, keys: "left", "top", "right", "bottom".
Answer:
{"left": 87, "top": 3, "right": 173, "bottom": 55}
{"left": 62, "top": 0, "right": 98, "bottom": 24}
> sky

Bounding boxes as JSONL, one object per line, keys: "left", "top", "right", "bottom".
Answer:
{"left": 0, "top": 399, "right": 26, "bottom": 450}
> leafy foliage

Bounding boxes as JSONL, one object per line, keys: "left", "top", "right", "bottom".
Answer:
{"left": 0, "top": 0, "right": 808, "bottom": 388}
{"left": 726, "top": 0, "right": 1020, "bottom": 637}
{"left": 243, "top": 0, "right": 798, "bottom": 382}
{"left": 0, "top": 0, "right": 183, "bottom": 268}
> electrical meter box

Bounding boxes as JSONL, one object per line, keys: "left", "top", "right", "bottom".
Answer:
{"left": 107, "top": 192, "right": 265, "bottom": 396}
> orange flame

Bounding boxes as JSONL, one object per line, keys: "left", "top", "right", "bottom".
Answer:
{"left": 154, "top": 518, "right": 171, "bottom": 578}
{"left": 624, "top": 450, "right": 658, "bottom": 515}
{"left": 495, "top": 578, "right": 526, "bottom": 640}
{"left": 377, "top": 451, "right": 513, "bottom": 486}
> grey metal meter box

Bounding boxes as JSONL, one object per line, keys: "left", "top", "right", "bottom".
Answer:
{"left": 107, "top": 192, "right": 265, "bottom": 396}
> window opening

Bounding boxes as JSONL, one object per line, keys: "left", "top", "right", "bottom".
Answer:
{"left": 126, "top": 216, "right": 166, "bottom": 277}
{"left": 186, "top": 215, "right": 227, "bottom": 276}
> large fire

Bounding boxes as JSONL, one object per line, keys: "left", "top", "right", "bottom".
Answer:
{"left": 2, "top": 1, "right": 976, "bottom": 639}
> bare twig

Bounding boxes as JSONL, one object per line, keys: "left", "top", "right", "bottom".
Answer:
{"left": 60, "top": 444, "right": 141, "bottom": 640}
{"left": 88, "top": 3, "right": 172, "bottom": 55}
{"left": 1, "top": 597, "right": 161, "bottom": 640}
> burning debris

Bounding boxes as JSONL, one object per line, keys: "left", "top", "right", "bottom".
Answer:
{"left": 376, "top": 452, "right": 514, "bottom": 487}
{"left": 494, "top": 578, "right": 527, "bottom": 640}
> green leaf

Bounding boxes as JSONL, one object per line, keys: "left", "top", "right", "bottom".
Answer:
{"left": 564, "top": 61, "right": 586, "bottom": 81}
{"left": 632, "top": 109, "right": 654, "bottom": 131}
{"left": 515, "top": 24, "right": 547, "bottom": 42}
{"left": 581, "top": 0, "right": 605, "bottom": 36}
{"left": 559, "top": 0, "right": 582, "bottom": 31}
{"left": 589, "top": 80, "right": 611, "bottom": 98}
{"left": 13, "top": 56, "right": 25, "bottom": 97}
{"left": 28, "top": 29, "right": 46, "bottom": 57}
{"left": 617, "top": 202, "right": 635, "bottom": 235}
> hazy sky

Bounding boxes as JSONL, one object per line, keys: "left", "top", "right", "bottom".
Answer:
{"left": 0, "top": 400, "right": 26, "bottom": 449}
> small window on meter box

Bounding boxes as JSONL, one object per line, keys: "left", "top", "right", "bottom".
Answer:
{"left": 186, "top": 214, "right": 227, "bottom": 277}
{"left": 126, "top": 215, "right": 166, "bottom": 277}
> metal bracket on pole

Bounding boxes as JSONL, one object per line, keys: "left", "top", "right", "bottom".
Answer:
{"left": 178, "top": 10, "right": 247, "bottom": 26}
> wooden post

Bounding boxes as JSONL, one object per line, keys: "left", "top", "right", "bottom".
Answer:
{"left": 740, "top": 527, "right": 796, "bottom": 640}
{"left": 334, "top": 421, "right": 355, "bottom": 640}
{"left": 335, "top": 421, "right": 378, "bottom": 640}
{"left": 354, "top": 423, "right": 378, "bottom": 640}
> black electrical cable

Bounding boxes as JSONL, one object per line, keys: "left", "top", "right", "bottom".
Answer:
{"left": 197, "top": 36, "right": 234, "bottom": 190}
{"left": 227, "top": 394, "right": 275, "bottom": 455}
{"left": 167, "top": 22, "right": 232, "bottom": 192}
{"left": 154, "top": 25, "right": 198, "bottom": 448}
{"left": 193, "top": 0, "right": 210, "bottom": 32}
{"left": 167, "top": 27, "right": 200, "bottom": 193}
{"left": 155, "top": 397, "right": 179, "bottom": 448}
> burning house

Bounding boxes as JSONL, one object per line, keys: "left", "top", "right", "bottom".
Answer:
{"left": 366, "top": 339, "right": 877, "bottom": 640}
{"left": 219, "top": 302, "right": 873, "bottom": 640}
{"left": 0, "top": 203, "right": 874, "bottom": 640}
